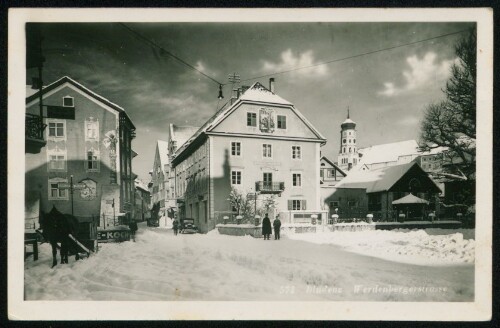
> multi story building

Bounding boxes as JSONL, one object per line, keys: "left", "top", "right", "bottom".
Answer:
{"left": 25, "top": 76, "right": 136, "bottom": 228}
{"left": 171, "top": 80, "right": 327, "bottom": 233}
{"left": 134, "top": 178, "right": 151, "bottom": 222}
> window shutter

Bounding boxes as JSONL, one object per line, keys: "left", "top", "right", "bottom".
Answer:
{"left": 302, "top": 200, "right": 307, "bottom": 210}
{"left": 288, "top": 200, "right": 292, "bottom": 210}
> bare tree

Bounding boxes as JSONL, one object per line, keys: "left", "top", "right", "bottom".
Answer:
{"left": 419, "top": 28, "right": 476, "bottom": 179}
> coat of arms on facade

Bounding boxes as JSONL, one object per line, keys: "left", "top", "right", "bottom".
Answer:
{"left": 259, "top": 108, "right": 275, "bottom": 133}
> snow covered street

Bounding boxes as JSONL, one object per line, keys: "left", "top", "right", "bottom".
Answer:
{"left": 25, "top": 225, "right": 474, "bottom": 301}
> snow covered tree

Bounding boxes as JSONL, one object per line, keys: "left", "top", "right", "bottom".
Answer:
{"left": 228, "top": 188, "right": 254, "bottom": 219}
{"left": 419, "top": 28, "right": 476, "bottom": 180}
{"left": 257, "top": 195, "right": 278, "bottom": 217}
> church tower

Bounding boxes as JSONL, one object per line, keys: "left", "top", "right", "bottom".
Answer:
{"left": 338, "top": 107, "right": 358, "bottom": 171}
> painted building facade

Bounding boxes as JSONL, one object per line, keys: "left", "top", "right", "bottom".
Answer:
{"left": 172, "top": 81, "right": 327, "bottom": 233}
{"left": 25, "top": 76, "right": 136, "bottom": 228}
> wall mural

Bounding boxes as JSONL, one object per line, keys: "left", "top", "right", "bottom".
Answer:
{"left": 103, "top": 130, "right": 118, "bottom": 184}
{"left": 80, "top": 179, "right": 97, "bottom": 200}
{"left": 259, "top": 107, "right": 275, "bottom": 133}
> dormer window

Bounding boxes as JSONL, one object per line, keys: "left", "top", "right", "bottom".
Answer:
{"left": 63, "top": 96, "right": 74, "bottom": 107}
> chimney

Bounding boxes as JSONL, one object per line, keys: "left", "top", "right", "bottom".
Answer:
{"left": 230, "top": 88, "right": 238, "bottom": 105}
{"left": 269, "top": 78, "right": 275, "bottom": 93}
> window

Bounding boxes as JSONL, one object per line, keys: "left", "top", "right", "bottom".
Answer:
{"left": 349, "top": 147, "right": 352, "bottom": 153}
{"left": 231, "top": 171, "right": 241, "bottom": 185}
{"left": 48, "top": 122, "right": 65, "bottom": 137}
{"left": 353, "top": 139, "right": 356, "bottom": 143}
{"left": 277, "top": 115, "right": 287, "bottom": 129}
{"left": 263, "top": 172, "right": 272, "bottom": 186}
{"left": 343, "top": 147, "right": 346, "bottom": 153}
{"left": 48, "top": 179, "right": 68, "bottom": 200}
{"left": 329, "top": 201, "right": 339, "bottom": 209}
{"left": 327, "top": 169, "right": 335, "bottom": 178}
{"left": 292, "top": 173, "right": 302, "bottom": 187}
{"left": 292, "top": 146, "right": 301, "bottom": 159}
{"left": 49, "top": 155, "right": 66, "bottom": 170}
{"left": 231, "top": 142, "right": 241, "bottom": 156}
{"left": 348, "top": 200, "right": 357, "bottom": 207}
{"left": 343, "top": 139, "right": 346, "bottom": 144}
{"left": 86, "top": 120, "right": 99, "bottom": 140}
{"left": 262, "top": 144, "right": 272, "bottom": 158}
{"left": 63, "top": 96, "right": 74, "bottom": 107}
{"left": 289, "top": 199, "right": 306, "bottom": 211}
{"left": 86, "top": 148, "right": 99, "bottom": 171}
{"left": 247, "top": 112, "right": 257, "bottom": 127}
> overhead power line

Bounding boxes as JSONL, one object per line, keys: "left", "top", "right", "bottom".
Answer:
{"left": 118, "top": 23, "right": 223, "bottom": 86}
{"left": 240, "top": 28, "right": 472, "bottom": 82}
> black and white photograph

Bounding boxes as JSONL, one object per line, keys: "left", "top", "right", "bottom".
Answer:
{"left": 8, "top": 8, "right": 492, "bottom": 321}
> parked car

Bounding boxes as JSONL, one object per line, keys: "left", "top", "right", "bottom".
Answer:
{"left": 180, "top": 218, "right": 198, "bottom": 234}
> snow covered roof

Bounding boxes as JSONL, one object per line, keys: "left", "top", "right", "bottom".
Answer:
{"left": 342, "top": 118, "right": 356, "bottom": 125}
{"left": 357, "top": 140, "right": 419, "bottom": 167}
{"left": 336, "top": 162, "right": 416, "bottom": 193}
{"left": 173, "top": 81, "right": 326, "bottom": 163}
{"left": 134, "top": 179, "right": 150, "bottom": 193}
{"left": 392, "top": 193, "right": 429, "bottom": 205}
{"left": 156, "top": 140, "right": 169, "bottom": 168}
{"left": 239, "top": 82, "right": 292, "bottom": 105}
{"left": 320, "top": 156, "right": 347, "bottom": 176}
{"left": 26, "top": 76, "right": 135, "bottom": 129}
{"left": 169, "top": 124, "right": 199, "bottom": 149}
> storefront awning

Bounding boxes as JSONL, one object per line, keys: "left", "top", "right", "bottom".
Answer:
{"left": 392, "top": 193, "right": 429, "bottom": 205}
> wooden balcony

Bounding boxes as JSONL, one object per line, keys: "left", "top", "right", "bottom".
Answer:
{"left": 25, "top": 113, "right": 46, "bottom": 154}
{"left": 255, "top": 181, "right": 285, "bottom": 194}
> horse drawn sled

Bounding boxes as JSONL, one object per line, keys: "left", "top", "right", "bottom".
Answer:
{"left": 37, "top": 206, "right": 98, "bottom": 267}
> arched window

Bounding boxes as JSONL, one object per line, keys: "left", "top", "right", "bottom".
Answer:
{"left": 343, "top": 147, "right": 345, "bottom": 153}
{"left": 343, "top": 139, "right": 346, "bottom": 144}
{"left": 354, "top": 139, "right": 356, "bottom": 143}
{"left": 349, "top": 147, "right": 352, "bottom": 153}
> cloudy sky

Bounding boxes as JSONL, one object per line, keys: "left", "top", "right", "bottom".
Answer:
{"left": 26, "top": 22, "right": 473, "bottom": 181}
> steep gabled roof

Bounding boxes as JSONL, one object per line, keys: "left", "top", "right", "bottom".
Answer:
{"left": 321, "top": 156, "right": 347, "bottom": 176}
{"left": 173, "top": 81, "right": 326, "bottom": 162}
{"left": 169, "top": 124, "right": 199, "bottom": 150}
{"left": 156, "top": 140, "right": 169, "bottom": 168}
{"left": 336, "top": 162, "right": 418, "bottom": 193}
{"left": 26, "top": 76, "right": 135, "bottom": 129}
{"left": 239, "top": 82, "right": 292, "bottom": 105}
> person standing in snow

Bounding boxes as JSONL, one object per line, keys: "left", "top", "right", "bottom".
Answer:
{"left": 262, "top": 213, "right": 272, "bottom": 240}
{"left": 129, "top": 219, "right": 138, "bottom": 242}
{"left": 172, "top": 218, "right": 179, "bottom": 236}
{"left": 273, "top": 215, "right": 281, "bottom": 240}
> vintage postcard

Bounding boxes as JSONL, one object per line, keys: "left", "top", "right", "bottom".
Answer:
{"left": 8, "top": 8, "right": 492, "bottom": 320}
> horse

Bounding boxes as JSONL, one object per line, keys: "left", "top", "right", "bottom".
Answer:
{"left": 39, "top": 206, "right": 79, "bottom": 268}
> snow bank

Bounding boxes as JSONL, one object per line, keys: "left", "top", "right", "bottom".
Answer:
{"left": 287, "top": 228, "right": 475, "bottom": 266}
{"left": 24, "top": 227, "right": 474, "bottom": 301}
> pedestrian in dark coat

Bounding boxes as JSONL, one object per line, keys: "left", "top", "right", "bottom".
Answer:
{"left": 262, "top": 214, "right": 272, "bottom": 240}
{"left": 129, "top": 220, "right": 138, "bottom": 242}
{"left": 273, "top": 216, "right": 281, "bottom": 240}
{"left": 172, "top": 219, "right": 179, "bottom": 236}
